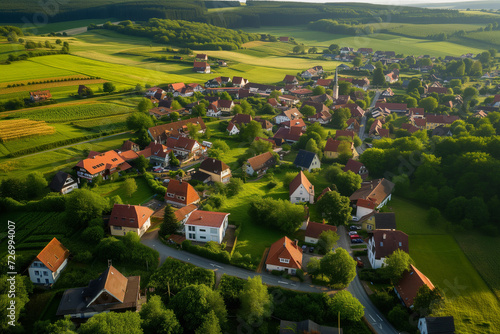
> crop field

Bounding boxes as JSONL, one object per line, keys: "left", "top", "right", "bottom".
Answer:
{"left": 241, "top": 26, "right": 486, "bottom": 57}
{"left": 0, "top": 119, "right": 55, "bottom": 142}
{"left": 2, "top": 103, "right": 130, "bottom": 122}
{"left": 0, "top": 132, "right": 131, "bottom": 180}
{"left": 0, "top": 59, "right": 79, "bottom": 83}
{"left": 0, "top": 79, "right": 106, "bottom": 94}
{"left": 72, "top": 114, "right": 128, "bottom": 132}
{"left": 458, "top": 30, "right": 500, "bottom": 47}
{"left": 365, "top": 23, "right": 484, "bottom": 39}
{"left": 454, "top": 233, "right": 500, "bottom": 300}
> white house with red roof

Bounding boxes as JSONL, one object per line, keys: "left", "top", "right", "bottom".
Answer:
{"left": 29, "top": 238, "right": 69, "bottom": 285}
{"left": 305, "top": 221, "right": 337, "bottom": 244}
{"left": 289, "top": 171, "right": 314, "bottom": 204}
{"left": 165, "top": 179, "right": 200, "bottom": 207}
{"left": 226, "top": 121, "right": 239, "bottom": 135}
{"left": 193, "top": 62, "right": 210, "bottom": 73}
{"left": 368, "top": 230, "right": 409, "bottom": 269}
{"left": 395, "top": 265, "right": 435, "bottom": 309}
{"left": 266, "top": 236, "right": 303, "bottom": 274}
{"left": 74, "top": 150, "right": 131, "bottom": 181}
{"left": 355, "top": 198, "right": 376, "bottom": 219}
{"left": 184, "top": 210, "right": 230, "bottom": 243}
{"left": 109, "top": 204, "right": 154, "bottom": 237}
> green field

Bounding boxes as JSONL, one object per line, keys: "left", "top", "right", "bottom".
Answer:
{"left": 366, "top": 22, "right": 484, "bottom": 39}
{"left": 242, "top": 26, "right": 486, "bottom": 57}
{"left": 92, "top": 177, "right": 155, "bottom": 205}
{"left": 390, "top": 196, "right": 500, "bottom": 334}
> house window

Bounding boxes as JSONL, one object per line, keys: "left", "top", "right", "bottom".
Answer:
{"left": 200, "top": 236, "right": 206, "bottom": 240}
{"left": 399, "top": 242, "right": 402, "bottom": 247}
{"left": 35, "top": 271, "right": 39, "bottom": 275}
{"left": 188, "top": 233, "right": 195, "bottom": 239}
{"left": 279, "top": 258, "right": 290, "bottom": 264}
{"left": 199, "top": 229, "right": 206, "bottom": 232}
{"left": 37, "top": 278, "right": 40, "bottom": 283}
{"left": 380, "top": 242, "right": 383, "bottom": 247}
{"left": 167, "top": 193, "right": 174, "bottom": 198}
{"left": 113, "top": 226, "right": 122, "bottom": 230}
{"left": 32, "top": 263, "right": 37, "bottom": 267}
{"left": 210, "top": 228, "right": 217, "bottom": 234}
{"left": 43, "top": 271, "right": 48, "bottom": 276}
{"left": 188, "top": 226, "right": 195, "bottom": 232}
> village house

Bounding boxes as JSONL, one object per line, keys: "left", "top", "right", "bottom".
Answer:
{"left": 198, "top": 158, "right": 231, "bottom": 183}
{"left": 315, "top": 79, "right": 332, "bottom": 88}
{"left": 357, "top": 47, "right": 373, "bottom": 55}
{"left": 369, "top": 119, "right": 390, "bottom": 138}
{"left": 290, "top": 88, "right": 313, "bottom": 98}
{"left": 74, "top": 150, "right": 131, "bottom": 181}
{"left": 335, "top": 130, "right": 356, "bottom": 141}
{"left": 350, "top": 178, "right": 395, "bottom": 217}
{"left": 375, "top": 102, "right": 408, "bottom": 113}
{"left": 343, "top": 159, "right": 369, "bottom": 180}
{"left": 245, "top": 151, "right": 275, "bottom": 175}
{"left": 207, "top": 102, "right": 221, "bottom": 117}
{"left": 308, "top": 109, "right": 332, "bottom": 124}
{"left": 401, "top": 123, "right": 420, "bottom": 134}
{"left": 324, "top": 138, "right": 358, "bottom": 159}
{"left": 193, "top": 61, "right": 210, "bottom": 73}
{"left": 165, "top": 179, "right": 200, "bottom": 207}
{"left": 49, "top": 171, "right": 78, "bottom": 194}
{"left": 166, "top": 136, "right": 202, "bottom": 158}
{"left": 282, "top": 118, "right": 306, "bottom": 130}
{"left": 363, "top": 212, "right": 397, "bottom": 231}
{"left": 138, "top": 142, "right": 171, "bottom": 167}
{"left": 195, "top": 54, "right": 208, "bottom": 61}
{"left": 29, "top": 90, "right": 52, "bottom": 102}
{"left": 120, "top": 140, "right": 140, "bottom": 152}
{"left": 384, "top": 71, "right": 399, "bottom": 83}
{"left": 173, "top": 204, "right": 198, "bottom": 229}
{"left": 184, "top": 210, "right": 230, "bottom": 243}
{"left": 148, "top": 117, "right": 206, "bottom": 144}
{"left": 56, "top": 265, "right": 141, "bottom": 318}
{"left": 395, "top": 265, "right": 435, "bottom": 309}
{"left": 226, "top": 121, "right": 239, "bottom": 135}
{"left": 273, "top": 126, "right": 304, "bottom": 143}
{"left": 275, "top": 108, "right": 303, "bottom": 124}
{"left": 367, "top": 230, "right": 409, "bottom": 269}
{"left": 418, "top": 317, "right": 455, "bottom": 334}
{"left": 255, "top": 117, "right": 273, "bottom": 131}
{"left": 380, "top": 88, "right": 394, "bottom": 98}
{"left": 352, "top": 78, "right": 370, "bottom": 90}
{"left": 304, "top": 221, "right": 337, "bottom": 244}
{"left": 294, "top": 149, "right": 321, "bottom": 172}
{"left": 108, "top": 204, "right": 153, "bottom": 237}
{"left": 283, "top": 75, "right": 298, "bottom": 85}
{"left": 289, "top": 171, "right": 314, "bottom": 204}
{"left": 346, "top": 118, "right": 360, "bottom": 132}
{"left": 145, "top": 86, "right": 164, "bottom": 98}
{"left": 28, "top": 238, "right": 69, "bottom": 286}
{"left": 232, "top": 76, "right": 248, "bottom": 87}
{"left": 279, "top": 36, "right": 289, "bottom": 42}
{"left": 266, "top": 236, "right": 303, "bottom": 275}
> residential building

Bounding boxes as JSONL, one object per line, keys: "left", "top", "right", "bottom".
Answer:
{"left": 28, "top": 238, "right": 69, "bottom": 285}
{"left": 226, "top": 121, "right": 239, "bottom": 135}
{"left": 74, "top": 150, "right": 131, "bottom": 181}
{"left": 185, "top": 210, "right": 230, "bottom": 243}
{"left": 167, "top": 136, "right": 202, "bottom": 158}
{"left": 231, "top": 113, "right": 252, "bottom": 126}
{"left": 315, "top": 79, "right": 332, "bottom": 88}
{"left": 368, "top": 230, "right": 409, "bottom": 269}
{"left": 343, "top": 159, "right": 368, "bottom": 180}
{"left": 294, "top": 149, "right": 321, "bottom": 172}
{"left": 148, "top": 117, "right": 206, "bottom": 144}
{"left": 273, "top": 126, "right": 303, "bottom": 143}
{"left": 174, "top": 204, "right": 198, "bottom": 228}
{"left": 375, "top": 102, "right": 408, "bottom": 113}
{"left": 350, "top": 178, "right": 395, "bottom": 209}
{"left": 363, "top": 212, "right": 397, "bottom": 231}
{"left": 418, "top": 317, "right": 455, "bottom": 334}
{"left": 266, "top": 236, "right": 303, "bottom": 275}
{"left": 56, "top": 266, "right": 141, "bottom": 318}
{"left": 335, "top": 130, "right": 356, "bottom": 141}
{"left": 198, "top": 158, "right": 231, "bottom": 183}
{"left": 304, "top": 221, "right": 337, "bottom": 244}
{"left": 324, "top": 138, "right": 357, "bottom": 159}
{"left": 232, "top": 76, "right": 248, "bottom": 87}
{"left": 108, "top": 204, "right": 154, "bottom": 237}
{"left": 195, "top": 54, "right": 208, "bottom": 61}
{"left": 283, "top": 75, "right": 298, "bottom": 85}
{"left": 120, "top": 140, "right": 140, "bottom": 152}
{"left": 308, "top": 110, "right": 332, "bottom": 124}
{"left": 193, "top": 61, "right": 210, "bottom": 73}
{"left": 29, "top": 90, "right": 52, "bottom": 102}
{"left": 49, "top": 171, "right": 78, "bottom": 194}
{"left": 356, "top": 199, "right": 377, "bottom": 222}
{"left": 165, "top": 179, "right": 200, "bottom": 207}
{"left": 245, "top": 151, "right": 275, "bottom": 175}
{"left": 395, "top": 264, "right": 435, "bottom": 308}
{"left": 289, "top": 171, "right": 314, "bottom": 204}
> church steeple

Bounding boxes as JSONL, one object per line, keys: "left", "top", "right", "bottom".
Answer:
{"left": 333, "top": 67, "right": 339, "bottom": 100}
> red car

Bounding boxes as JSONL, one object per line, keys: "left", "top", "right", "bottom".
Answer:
{"left": 350, "top": 234, "right": 360, "bottom": 239}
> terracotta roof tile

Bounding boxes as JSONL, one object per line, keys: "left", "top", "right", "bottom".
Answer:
{"left": 165, "top": 180, "right": 200, "bottom": 206}
{"left": 35, "top": 238, "right": 69, "bottom": 272}
{"left": 395, "top": 264, "right": 434, "bottom": 308}
{"left": 185, "top": 210, "right": 230, "bottom": 228}
{"left": 289, "top": 171, "right": 314, "bottom": 196}
{"left": 109, "top": 204, "right": 154, "bottom": 229}
{"left": 305, "top": 221, "right": 337, "bottom": 239}
{"left": 247, "top": 151, "right": 275, "bottom": 171}
{"left": 266, "top": 236, "right": 303, "bottom": 269}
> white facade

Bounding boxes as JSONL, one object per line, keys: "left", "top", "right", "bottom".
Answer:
{"left": 185, "top": 217, "right": 228, "bottom": 244}
{"left": 110, "top": 217, "right": 151, "bottom": 237}
{"left": 29, "top": 259, "right": 68, "bottom": 285}
{"left": 227, "top": 124, "right": 240, "bottom": 136}
{"left": 61, "top": 176, "right": 78, "bottom": 194}
{"left": 290, "top": 184, "right": 314, "bottom": 204}
{"left": 266, "top": 263, "right": 297, "bottom": 275}
{"left": 377, "top": 194, "right": 392, "bottom": 209}
{"left": 367, "top": 237, "right": 385, "bottom": 269}
{"left": 303, "top": 155, "right": 321, "bottom": 172}
{"left": 305, "top": 236, "right": 319, "bottom": 244}
{"left": 355, "top": 205, "right": 374, "bottom": 219}
{"left": 245, "top": 164, "right": 255, "bottom": 176}
{"left": 207, "top": 109, "right": 222, "bottom": 117}
{"left": 418, "top": 318, "right": 429, "bottom": 334}
{"left": 275, "top": 115, "right": 290, "bottom": 124}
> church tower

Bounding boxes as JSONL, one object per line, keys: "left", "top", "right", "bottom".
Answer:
{"left": 333, "top": 67, "right": 339, "bottom": 100}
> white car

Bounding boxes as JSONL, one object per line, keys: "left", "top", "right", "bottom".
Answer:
{"left": 348, "top": 231, "right": 359, "bottom": 236}
{"left": 352, "top": 216, "right": 360, "bottom": 222}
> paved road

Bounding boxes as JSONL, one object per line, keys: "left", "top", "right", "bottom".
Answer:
{"left": 142, "top": 229, "right": 399, "bottom": 334}
{"left": 9, "top": 131, "right": 131, "bottom": 160}
{"left": 359, "top": 90, "right": 381, "bottom": 141}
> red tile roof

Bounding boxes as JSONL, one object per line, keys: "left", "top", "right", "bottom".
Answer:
{"left": 395, "top": 264, "right": 435, "bottom": 308}
{"left": 109, "top": 204, "right": 154, "bottom": 229}
{"left": 193, "top": 61, "right": 209, "bottom": 68}
{"left": 148, "top": 117, "right": 206, "bottom": 140}
{"left": 35, "top": 238, "right": 69, "bottom": 272}
{"left": 357, "top": 198, "right": 376, "bottom": 209}
{"left": 324, "top": 138, "right": 341, "bottom": 153}
{"left": 425, "top": 114, "right": 460, "bottom": 125}
{"left": 119, "top": 150, "right": 139, "bottom": 161}
{"left": 289, "top": 171, "right": 313, "bottom": 196}
{"left": 174, "top": 204, "right": 198, "bottom": 222}
{"left": 371, "top": 230, "right": 409, "bottom": 259}
{"left": 346, "top": 104, "right": 366, "bottom": 118}
{"left": 290, "top": 88, "right": 313, "bottom": 95}
{"left": 305, "top": 221, "right": 337, "bottom": 239}
{"left": 247, "top": 151, "right": 275, "bottom": 172}
{"left": 185, "top": 210, "right": 229, "bottom": 228}
{"left": 343, "top": 159, "right": 365, "bottom": 175}
{"left": 266, "top": 236, "right": 303, "bottom": 269}
{"left": 427, "top": 86, "right": 448, "bottom": 94}
{"left": 75, "top": 150, "right": 128, "bottom": 175}
{"left": 413, "top": 118, "right": 427, "bottom": 127}
{"left": 165, "top": 179, "right": 200, "bottom": 206}
{"left": 349, "top": 178, "right": 394, "bottom": 207}
{"left": 169, "top": 82, "right": 185, "bottom": 91}
{"left": 232, "top": 113, "right": 252, "bottom": 125}
{"left": 274, "top": 126, "right": 303, "bottom": 142}
{"left": 316, "top": 79, "right": 332, "bottom": 87}
{"left": 375, "top": 102, "right": 407, "bottom": 111}
{"left": 283, "top": 118, "right": 306, "bottom": 128}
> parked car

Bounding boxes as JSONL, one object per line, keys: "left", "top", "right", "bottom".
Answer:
{"left": 349, "top": 225, "right": 361, "bottom": 231}
{"left": 351, "top": 238, "right": 363, "bottom": 243}
{"left": 348, "top": 231, "right": 359, "bottom": 236}
{"left": 350, "top": 234, "right": 360, "bottom": 239}
{"left": 356, "top": 257, "right": 364, "bottom": 268}
{"left": 352, "top": 216, "right": 360, "bottom": 222}
{"left": 309, "top": 246, "right": 314, "bottom": 253}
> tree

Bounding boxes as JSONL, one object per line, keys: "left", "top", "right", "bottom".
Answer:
{"left": 195, "top": 311, "right": 221, "bottom": 334}
{"left": 1, "top": 177, "right": 27, "bottom": 200}
{"left": 382, "top": 249, "right": 411, "bottom": 282}
{"left": 312, "top": 86, "right": 326, "bottom": 96}
{"left": 65, "top": 189, "right": 108, "bottom": 229}
{"left": 134, "top": 155, "right": 150, "bottom": 173}
{"left": 127, "top": 112, "right": 154, "bottom": 132}
{"left": 169, "top": 111, "right": 180, "bottom": 122}
{"left": 317, "top": 229, "right": 339, "bottom": 254}
{"left": 372, "top": 67, "right": 385, "bottom": 86}
{"left": 463, "top": 87, "right": 478, "bottom": 99}
{"left": 307, "top": 257, "right": 321, "bottom": 278}
{"left": 169, "top": 284, "right": 227, "bottom": 332}
{"left": 169, "top": 151, "right": 180, "bottom": 166}
{"left": 192, "top": 104, "right": 207, "bottom": 117}
{"left": 240, "top": 120, "right": 263, "bottom": 142}
{"left": 25, "top": 172, "right": 48, "bottom": 198}
{"left": 239, "top": 276, "right": 273, "bottom": 324}
{"left": 226, "top": 178, "right": 243, "bottom": 197}
{"left": 413, "top": 285, "right": 443, "bottom": 316}
{"left": 138, "top": 98, "right": 153, "bottom": 113}
{"left": 426, "top": 207, "right": 441, "bottom": 226}
{"left": 317, "top": 191, "right": 352, "bottom": 226}
{"left": 320, "top": 248, "right": 357, "bottom": 288}
{"left": 82, "top": 225, "right": 104, "bottom": 243}
{"left": 419, "top": 97, "right": 438, "bottom": 113}
{"left": 324, "top": 290, "right": 364, "bottom": 322}
{"left": 388, "top": 305, "right": 410, "bottom": 331}
{"left": 352, "top": 56, "right": 362, "bottom": 67}
{"left": 103, "top": 82, "right": 116, "bottom": 93}
{"left": 160, "top": 204, "right": 179, "bottom": 237}
{"left": 305, "top": 138, "right": 321, "bottom": 158}
{"left": 123, "top": 178, "right": 137, "bottom": 198}
{"left": 300, "top": 104, "right": 316, "bottom": 116}
{"left": 34, "top": 316, "right": 77, "bottom": 334}
{"left": 140, "top": 295, "right": 182, "bottom": 334}
{"left": 79, "top": 311, "right": 142, "bottom": 334}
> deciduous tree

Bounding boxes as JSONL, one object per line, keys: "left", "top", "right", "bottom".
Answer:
{"left": 382, "top": 249, "right": 411, "bottom": 283}
{"left": 123, "top": 178, "right": 138, "bottom": 198}
{"left": 239, "top": 276, "right": 273, "bottom": 324}
{"left": 319, "top": 248, "right": 356, "bottom": 288}
{"left": 140, "top": 295, "right": 181, "bottom": 334}
{"left": 317, "top": 191, "right": 352, "bottom": 226}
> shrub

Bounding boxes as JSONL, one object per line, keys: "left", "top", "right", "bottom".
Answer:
{"left": 74, "top": 250, "right": 93, "bottom": 263}
{"left": 271, "top": 270, "right": 282, "bottom": 276}
{"left": 182, "top": 240, "right": 231, "bottom": 264}
{"left": 82, "top": 226, "right": 105, "bottom": 244}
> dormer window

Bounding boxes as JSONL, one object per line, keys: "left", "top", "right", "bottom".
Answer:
{"left": 279, "top": 258, "right": 290, "bottom": 264}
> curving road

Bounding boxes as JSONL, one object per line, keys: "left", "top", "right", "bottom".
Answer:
{"left": 141, "top": 228, "right": 398, "bottom": 334}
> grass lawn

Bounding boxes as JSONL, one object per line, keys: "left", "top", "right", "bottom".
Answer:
{"left": 92, "top": 177, "right": 155, "bottom": 205}
{"left": 389, "top": 197, "right": 447, "bottom": 235}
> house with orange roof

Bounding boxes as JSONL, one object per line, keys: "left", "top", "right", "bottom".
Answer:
{"left": 395, "top": 265, "right": 435, "bottom": 309}
{"left": 184, "top": 210, "right": 230, "bottom": 243}
{"left": 147, "top": 117, "right": 206, "bottom": 144}
{"left": 165, "top": 179, "right": 200, "bottom": 207}
{"left": 350, "top": 178, "right": 395, "bottom": 210}
{"left": 193, "top": 61, "right": 210, "bottom": 73}
{"left": 245, "top": 151, "right": 276, "bottom": 176}
{"left": 29, "top": 238, "right": 69, "bottom": 285}
{"left": 29, "top": 90, "right": 52, "bottom": 102}
{"left": 290, "top": 171, "right": 314, "bottom": 204}
{"left": 56, "top": 265, "right": 141, "bottom": 318}
{"left": 266, "top": 236, "right": 303, "bottom": 275}
{"left": 109, "top": 204, "right": 154, "bottom": 237}
{"left": 174, "top": 204, "right": 198, "bottom": 225}
{"left": 368, "top": 230, "right": 409, "bottom": 269}
{"left": 74, "top": 150, "right": 131, "bottom": 181}
{"left": 304, "top": 221, "right": 337, "bottom": 244}
{"left": 275, "top": 108, "right": 303, "bottom": 124}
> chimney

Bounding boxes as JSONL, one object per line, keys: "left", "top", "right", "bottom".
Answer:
{"left": 383, "top": 233, "right": 386, "bottom": 240}
{"left": 294, "top": 239, "right": 299, "bottom": 247}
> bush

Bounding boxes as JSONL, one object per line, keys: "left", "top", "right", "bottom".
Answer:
{"left": 358, "top": 269, "right": 390, "bottom": 284}
{"left": 353, "top": 250, "right": 367, "bottom": 256}
{"left": 267, "top": 180, "right": 278, "bottom": 189}
{"left": 82, "top": 226, "right": 104, "bottom": 244}
{"left": 182, "top": 240, "right": 231, "bottom": 264}
{"left": 271, "top": 270, "right": 282, "bottom": 276}
{"left": 74, "top": 250, "right": 93, "bottom": 263}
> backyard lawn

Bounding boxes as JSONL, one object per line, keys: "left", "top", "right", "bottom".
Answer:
{"left": 92, "top": 177, "right": 155, "bottom": 205}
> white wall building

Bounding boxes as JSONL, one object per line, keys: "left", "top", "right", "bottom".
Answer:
{"left": 184, "top": 210, "right": 230, "bottom": 243}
